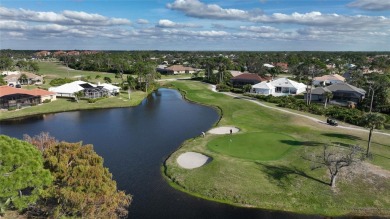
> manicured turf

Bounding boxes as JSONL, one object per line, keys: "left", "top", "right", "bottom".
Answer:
{"left": 163, "top": 80, "right": 390, "bottom": 217}
{"left": 207, "top": 132, "right": 296, "bottom": 161}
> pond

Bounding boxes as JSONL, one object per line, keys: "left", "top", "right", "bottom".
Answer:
{"left": 0, "top": 88, "right": 319, "bottom": 219}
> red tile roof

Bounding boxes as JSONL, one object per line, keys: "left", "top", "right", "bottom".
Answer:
{"left": 0, "top": 86, "right": 55, "bottom": 97}
{"left": 231, "top": 73, "right": 270, "bottom": 81}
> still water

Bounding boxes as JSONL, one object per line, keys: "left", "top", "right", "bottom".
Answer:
{"left": 1, "top": 88, "right": 320, "bottom": 219}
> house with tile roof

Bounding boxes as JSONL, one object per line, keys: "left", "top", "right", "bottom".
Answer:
{"left": 2, "top": 71, "right": 43, "bottom": 86}
{"left": 162, "top": 65, "right": 197, "bottom": 74}
{"left": 313, "top": 74, "right": 345, "bottom": 86}
{"left": 0, "top": 86, "right": 56, "bottom": 109}
{"left": 230, "top": 73, "right": 271, "bottom": 88}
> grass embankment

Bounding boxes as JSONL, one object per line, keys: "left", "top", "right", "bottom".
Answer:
{"left": 163, "top": 80, "right": 390, "bottom": 217}
{"left": 0, "top": 62, "right": 148, "bottom": 121}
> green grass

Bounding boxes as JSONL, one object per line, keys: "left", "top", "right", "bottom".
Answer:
{"left": 207, "top": 132, "right": 296, "bottom": 161}
{"left": 37, "top": 61, "right": 122, "bottom": 88}
{"left": 163, "top": 80, "right": 390, "bottom": 217}
{"left": 0, "top": 91, "right": 148, "bottom": 121}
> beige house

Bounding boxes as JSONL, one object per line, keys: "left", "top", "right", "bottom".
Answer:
{"left": 164, "top": 65, "right": 197, "bottom": 74}
{"left": 3, "top": 71, "right": 43, "bottom": 86}
{"left": 313, "top": 74, "right": 345, "bottom": 86}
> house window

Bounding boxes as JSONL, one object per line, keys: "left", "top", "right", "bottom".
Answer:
{"left": 275, "top": 87, "right": 282, "bottom": 93}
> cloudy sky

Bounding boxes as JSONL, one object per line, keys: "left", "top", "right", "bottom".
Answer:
{"left": 1, "top": 0, "right": 389, "bottom": 51}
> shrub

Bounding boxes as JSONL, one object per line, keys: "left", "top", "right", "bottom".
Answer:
{"left": 230, "top": 88, "right": 244, "bottom": 93}
{"left": 8, "top": 106, "right": 17, "bottom": 111}
{"left": 88, "top": 98, "right": 98, "bottom": 103}
{"left": 49, "top": 78, "right": 74, "bottom": 86}
{"left": 216, "top": 83, "right": 231, "bottom": 92}
{"left": 43, "top": 99, "right": 51, "bottom": 104}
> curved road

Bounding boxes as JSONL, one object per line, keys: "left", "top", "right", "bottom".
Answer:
{"left": 210, "top": 84, "right": 390, "bottom": 137}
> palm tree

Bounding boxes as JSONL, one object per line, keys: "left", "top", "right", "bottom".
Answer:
{"left": 126, "top": 75, "right": 137, "bottom": 100}
{"left": 73, "top": 91, "right": 84, "bottom": 103}
{"left": 324, "top": 91, "right": 333, "bottom": 108}
{"left": 361, "top": 113, "right": 386, "bottom": 157}
{"left": 18, "top": 73, "right": 29, "bottom": 85}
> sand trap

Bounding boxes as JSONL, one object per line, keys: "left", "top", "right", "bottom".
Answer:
{"left": 208, "top": 126, "right": 239, "bottom": 135}
{"left": 177, "top": 152, "right": 211, "bottom": 169}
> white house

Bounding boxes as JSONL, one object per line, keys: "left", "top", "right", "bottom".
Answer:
{"left": 252, "top": 81, "right": 275, "bottom": 95}
{"left": 313, "top": 74, "right": 345, "bottom": 86}
{"left": 251, "top": 78, "right": 306, "bottom": 96}
{"left": 49, "top": 81, "right": 95, "bottom": 97}
{"left": 99, "top": 83, "right": 120, "bottom": 95}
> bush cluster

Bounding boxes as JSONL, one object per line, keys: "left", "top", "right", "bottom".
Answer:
{"left": 49, "top": 78, "right": 74, "bottom": 86}
{"left": 245, "top": 94, "right": 367, "bottom": 126}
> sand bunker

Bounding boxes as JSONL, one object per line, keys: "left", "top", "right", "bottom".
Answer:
{"left": 177, "top": 152, "right": 211, "bottom": 169}
{"left": 208, "top": 126, "right": 239, "bottom": 135}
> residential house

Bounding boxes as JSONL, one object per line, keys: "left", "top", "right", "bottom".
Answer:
{"left": 252, "top": 81, "right": 275, "bottom": 95}
{"left": 163, "top": 65, "right": 197, "bottom": 74}
{"left": 275, "top": 62, "right": 289, "bottom": 72}
{"left": 99, "top": 83, "right": 120, "bottom": 95}
{"left": 229, "top": 70, "right": 244, "bottom": 77}
{"left": 0, "top": 86, "right": 56, "bottom": 109}
{"left": 305, "top": 83, "right": 366, "bottom": 106}
{"left": 313, "top": 74, "right": 345, "bottom": 86}
{"left": 83, "top": 86, "right": 109, "bottom": 99}
{"left": 34, "top": 51, "right": 51, "bottom": 58}
{"left": 3, "top": 71, "right": 43, "bottom": 86}
{"left": 49, "top": 81, "right": 112, "bottom": 98}
{"left": 49, "top": 81, "right": 94, "bottom": 97}
{"left": 251, "top": 78, "right": 307, "bottom": 96}
{"left": 230, "top": 73, "right": 270, "bottom": 87}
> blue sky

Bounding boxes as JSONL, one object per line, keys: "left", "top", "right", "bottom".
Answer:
{"left": 1, "top": 0, "right": 389, "bottom": 51}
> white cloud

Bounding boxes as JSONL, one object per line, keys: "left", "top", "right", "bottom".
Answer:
{"left": 239, "top": 25, "right": 279, "bottom": 33}
{"left": 166, "top": 1, "right": 390, "bottom": 29}
{"left": 167, "top": 0, "right": 252, "bottom": 20}
{"left": 137, "top": 19, "right": 149, "bottom": 24}
{"left": 156, "top": 19, "right": 201, "bottom": 28}
{"left": 0, "top": 7, "right": 131, "bottom": 26}
{"left": 347, "top": 0, "right": 390, "bottom": 11}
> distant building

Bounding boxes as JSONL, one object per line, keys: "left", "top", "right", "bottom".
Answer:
{"left": 3, "top": 71, "right": 43, "bottom": 86}
{"left": 158, "top": 65, "right": 197, "bottom": 75}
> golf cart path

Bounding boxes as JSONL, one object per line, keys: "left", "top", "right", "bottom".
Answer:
{"left": 209, "top": 85, "right": 390, "bottom": 137}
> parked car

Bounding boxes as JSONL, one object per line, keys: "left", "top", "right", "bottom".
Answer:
{"left": 326, "top": 118, "right": 338, "bottom": 126}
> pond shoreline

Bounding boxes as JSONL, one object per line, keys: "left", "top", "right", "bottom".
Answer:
{"left": 161, "top": 81, "right": 390, "bottom": 218}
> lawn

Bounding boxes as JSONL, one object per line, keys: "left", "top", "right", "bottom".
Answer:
{"left": 207, "top": 132, "right": 296, "bottom": 161}
{"left": 37, "top": 61, "right": 123, "bottom": 88}
{"left": 163, "top": 80, "right": 390, "bottom": 217}
{"left": 0, "top": 91, "right": 148, "bottom": 121}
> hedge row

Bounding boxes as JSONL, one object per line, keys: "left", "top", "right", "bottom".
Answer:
{"left": 245, "top": 94, "right": 369, "bottom": 126}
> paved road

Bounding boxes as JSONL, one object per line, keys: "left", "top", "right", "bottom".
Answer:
{"left": 209, "top": 84, "right": 390, "bottom": 137}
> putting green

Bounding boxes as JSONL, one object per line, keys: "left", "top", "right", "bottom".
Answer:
{"left": 207, "top": 132, "right": 299, "bottom": 161}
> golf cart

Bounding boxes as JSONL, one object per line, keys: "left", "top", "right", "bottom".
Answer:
{"left": 326, "top": 118, "right": 338, "bottom": 126}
